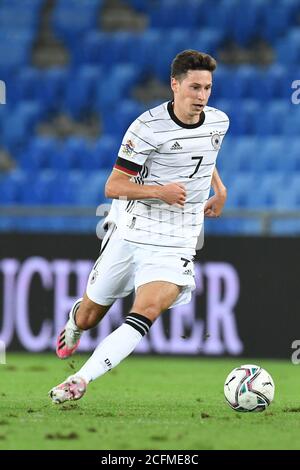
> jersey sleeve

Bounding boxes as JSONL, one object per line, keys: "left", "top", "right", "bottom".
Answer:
{"left": 114, "top": 118, "right": 157, "bottom": 176}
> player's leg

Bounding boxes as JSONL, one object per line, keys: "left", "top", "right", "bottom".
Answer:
{"left": 56, "top": 230, "right": 135, "bottom": 359}
{"left": 56, "top": 295, "right": 111, "bottom": 359}
{"left": 49, "top": 281, "right": 180, "bottom": 403}
{"left": 130, "top": 281, "right": 181, "bottom": 321}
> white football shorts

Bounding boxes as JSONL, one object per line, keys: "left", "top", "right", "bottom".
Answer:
{"left": 86, "top": 226, "right": 196, "bottom": 308}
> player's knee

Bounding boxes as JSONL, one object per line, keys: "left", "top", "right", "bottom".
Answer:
{"left": 134, "top": 304, "right": 161, "bottom": 322}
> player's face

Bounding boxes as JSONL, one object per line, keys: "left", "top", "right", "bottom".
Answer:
{"left": 171, "top": 70, "right": 212, "bottom": 123}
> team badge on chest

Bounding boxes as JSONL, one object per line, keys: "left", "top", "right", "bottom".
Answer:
{"left": 211, "top": 133, "right": 221, "bottom": 150}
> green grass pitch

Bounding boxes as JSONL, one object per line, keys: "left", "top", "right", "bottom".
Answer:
{"left": 0, "top": 353, "right": 300, "bottom": 450}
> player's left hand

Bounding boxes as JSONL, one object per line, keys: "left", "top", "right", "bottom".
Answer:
{"left": 204, "top": 193, "right": 227, "bottom": 218}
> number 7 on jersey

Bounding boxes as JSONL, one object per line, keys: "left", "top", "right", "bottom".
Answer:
{"left": 189, "top": 156, "right": 203, "bottom": 178}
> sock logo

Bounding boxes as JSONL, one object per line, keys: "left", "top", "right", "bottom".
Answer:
{"left": 104, "top": 358, "right": 112, "bottom": 370}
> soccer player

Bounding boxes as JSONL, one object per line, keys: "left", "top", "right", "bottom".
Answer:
{"left": 55, "top": 168, "right": 224, "bottom": 357}
{"left": 49, "top": 50, "right": 229, "bottom": 404}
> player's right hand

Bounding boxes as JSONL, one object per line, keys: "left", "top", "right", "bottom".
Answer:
{"left": 159, "top": 183, "right": 186, "bottom": 207}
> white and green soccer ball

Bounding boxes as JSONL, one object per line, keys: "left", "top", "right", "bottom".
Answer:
{"left": 224, "top": 364, "right": 275, "bottom": 412}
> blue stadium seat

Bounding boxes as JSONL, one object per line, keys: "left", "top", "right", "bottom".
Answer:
{"left": 226, "top": 173, "right": 259, "bottom": 208}
{"left": 246, "top": 184, "right": 280, "bottom": 209}
{"left": 259, "top": 65, "right": 289, "bottom": 100}
{"left": 95, "top": 64, "right": 140, "bottom": 110}
{"left": 62, "top": 137, "right": 92, "bottom": 170}
{"left": 0, "top": 9, "right": 39, "bottom": 31}
{"left": 289, "top": 173, "right": 300, "bottom": 193}
{"left": 255, "top": 139, "right": 285, "bottom": 172}
{"left": 232, "top": 0, "right": 265, "bottom": 46}
{"left": 1, "top": 0, "right": 44, "bottom": 11}
{"left": 10, "top": 67, "right": 42, "bottom": 103}
{"left": 0, "top": 106, "right": 8, "bottom": 135}
{"left": 19, "top": 170, "right": 57, "bottom": 205}
{"left": 0, "top": 32, "right": 33, "bottom": 71}
{"left": 205, "top": 217, "right": 262, "bottom": 235}
{"left": 211, "top": 99, "right": 234, "bottom": 127}
{"left": 0, "top": 175, "right": 19, "bottom": 205}
{"left": 272, "top": 217, "right": 300, "bottom": 235}
{"left": 20, "top": 136, "right": 58, "bottom": 172}
{"left": 103, "top": 100, "right": 144, "bottom": 136}
{"left": 149, "top": 0, "right": 200, "bottom": 29}
{"left": 271, "top": 188, "right": 299, "bottom": 210}
{"left": 75, "top": 171, "right": 110, "bottom": 205}
{"left": 241, "top": 100, "right": 261, "bottom": 135}
{"left": 211, "top": 67, "right": 231, "bottom": 100}
{"left": 200, "top": 0, "right": 237, "bottom": 35}
{"left": 79, "top": 31, "right": 140, "bottom": 68}
{"left": 287, "top": 139, "right": 300, "bottom": 171}
{"left": 276, "top": 28, "right": 300, "bottom": 64}
{"left": 191, "top": 29, "right": 224, "bottom": 56}
{"left": 282, "top": 106, "right": 300, "bottom": 135}
{"left": 49, "top": 171, "right": 85, "bottom": 205}
{"left": 260, "top": 173, "right": 286, "bottom": 193}
{"left": 261, "top": 1, "right": 298, "bottom": 43}
{"left": 40, "top": 67, "right": 69, "bottom": 112}
{"left": 48, "top": 138, "right": 88, "bottom": 172}
{"left": 229, "top": 138, "right": 260, "bottom": 173}
{"left": 0, "top": 217, "right": 15, "bottom": 231}
{"left": 153, "top": 29, "right": 194, "bottom": 81}
{"left": 220, "top": 66, "right": 259, "bottom": 101}
{"left": 56, "top": 0, "right": 101, "bottom": 6}
{"left": 127, "top": 30, "right": 162, "bottom": 70}
{"left": 90, "top": 136, "right": 119, "bottom": 170}
{"left": 253, "top": 101, "right": 289, "bottom": 136}
{"left": 0, "top": 170, "right": 28, "bottom": 205}
{"left": 2, "top": 102, "right": 44, "bottom": 150}
{"left": 216, "top": 135, "right": 233, "bottom": 173}
{"left": 122, "top": 0, "right": 149, "bottom": 12}
{"left": 100, "top": 32, "right": 140, "bottom": 67}
{"left": 78, "top": 31, "right": 109, "bottom": 65}
{"left": 224, "top": 101, "right": 255, "bottom": 136}
{"left": 52, "top": 2, "right": 102, "bottom": 46}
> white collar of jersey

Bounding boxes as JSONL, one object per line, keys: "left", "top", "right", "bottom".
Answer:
{"left": 167, "top": 101, "right": 205, "bottom": 129}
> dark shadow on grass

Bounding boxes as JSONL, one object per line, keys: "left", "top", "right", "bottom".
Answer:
{"left": 283, "top": 407, "right": 300, "bottom": 413}
{"left": 26, "top": 366, "right": 48, "bottom": 372}
{"left": 45, "top": 432, "right": 79, "bottom": 440}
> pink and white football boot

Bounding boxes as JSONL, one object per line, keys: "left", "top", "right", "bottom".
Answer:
{"left": 56, "top": 298, "right": 83, "bottom": 359}
{"left": 49, "top": 375, "right": 87, "bottom": 404}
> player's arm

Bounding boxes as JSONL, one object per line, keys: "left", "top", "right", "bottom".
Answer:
{"left": 211, "top": 167, "right": 227, "bottom": 198}
{"left": 105, "top": 168, "right": 186, "bottom": 208}
{"left": 204, "top": 167, "right": 227, "bottom": 218}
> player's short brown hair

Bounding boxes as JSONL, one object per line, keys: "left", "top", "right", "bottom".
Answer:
{"left": 171, "top": 50, "right": 217, "bottom": 80}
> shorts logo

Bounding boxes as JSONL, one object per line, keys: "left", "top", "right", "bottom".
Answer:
{"left": 122, "top": 139, "right": 135, "bottom": 157}
{"left": 211, "top": 133, "right": 221, "bottom": 150}
{"left": 90, "top": 270, "right": 98, "bottom": 284}
{"left": 183, "top": 268, "right": 193, "bottom": 276}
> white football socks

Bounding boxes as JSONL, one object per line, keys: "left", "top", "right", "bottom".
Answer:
{"left": 77, "top": 313, "right": 152, "bottom": 383}
{"left": 67, "top": 298, "right": 83, "bottom": 332}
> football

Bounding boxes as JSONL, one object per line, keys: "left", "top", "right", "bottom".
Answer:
{"left": 224, "top": 364, "right": 275, "bottom": 412}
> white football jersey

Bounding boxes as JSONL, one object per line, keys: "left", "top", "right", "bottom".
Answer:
{"left": 114, "top": 101, "right": 229, "bottom": 255}
{"left": 101, "top": 199, "right": 127, "bottom": 230}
